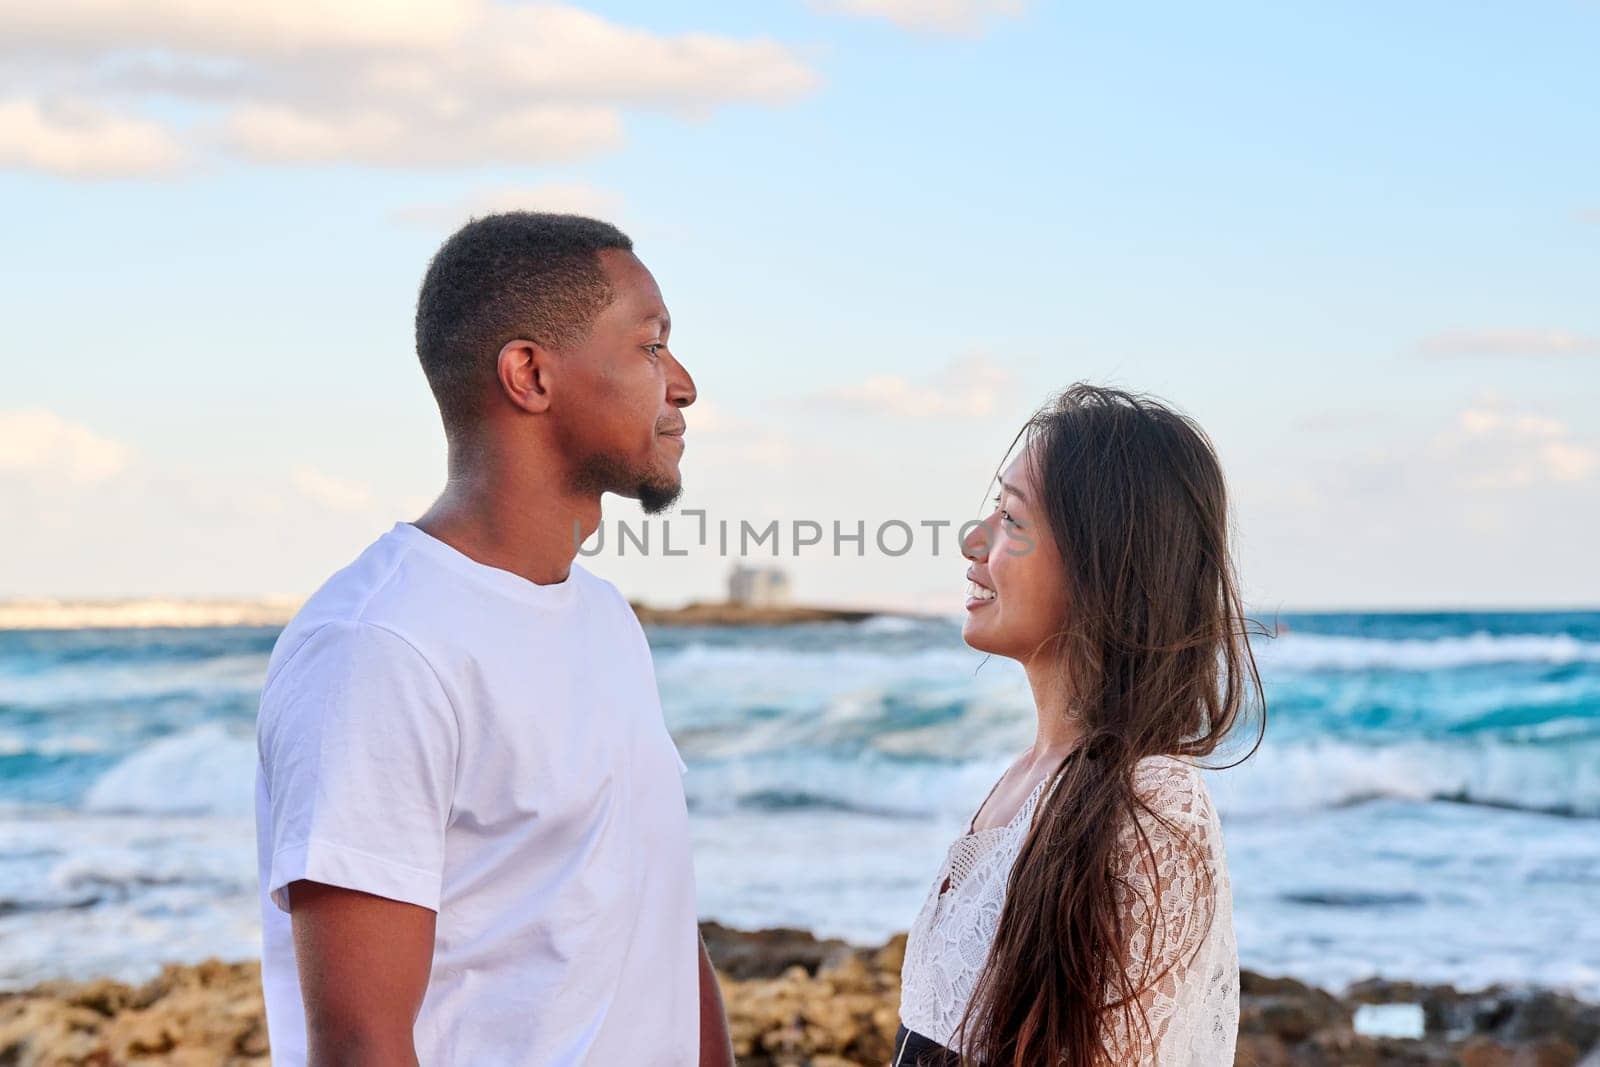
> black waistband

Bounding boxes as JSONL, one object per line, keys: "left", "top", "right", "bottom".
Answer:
{"left": 893, "top": 1024, "right": 962, "bottom": 1066}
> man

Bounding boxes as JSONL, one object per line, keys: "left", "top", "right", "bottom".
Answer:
{"left": 253, "top": 213, "right": 732, "bottom": 1065}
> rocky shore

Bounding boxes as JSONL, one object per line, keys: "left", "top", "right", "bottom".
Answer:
{"left": 0, "top": 598, "right": 303, "bottom": 631}
{"left": 631, "top": 601, "right": 882, "bottom": 627}
{"left": 0, "top": 597, "right": 886, "bottom": 631}
{"left": 2, "top": 925, "right": 1596, "bottom": 1065}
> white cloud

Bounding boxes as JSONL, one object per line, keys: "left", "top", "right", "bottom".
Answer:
{"left": 225, "top": 102, "right": 623, "bottom": 167}
{"left": 1540, "top": 440, "right": 1599, "bottom": 483}
{"left": 0, "top": 410, "right": 131, "bottom": 483}
{"left": 813, "top": 354, "right": 1014, "bottom": 419}
{"left": 462, "top": 6, "right": 817, "bottom": 107}
{"left": 394, "top": 182, "right": 625, "bottom": 230}
{"left": 1230, "top": 401, "right": 1600, "bottom": 608}
{"left": 1456, "top": 408, "right": 1564, "bottom": 439}
{"left": 1440, "top": 398, "right": 1598, "bottom": 489}
{"left": 1419, "top": 330, "right": 1600, "bottom": 358}
{"left": 0, "top": 97, "right": 185, "bottom": 176}
{"left": 0, "top": 413, "right": 421, "bottom": 595}
{"left": 0, "top": 0, "right": 474, "bottom": 56}
{"left": 0, "top": 2, "right": 817, "bottom": 175}
{"left": 813, "top": 0, "right": 1027, "bottom": 35}
{"left": 292, "top": 467, "right": 377, "bottom": 514}
{"left": 680, "top": 399, "right": 799, "bottom": 468}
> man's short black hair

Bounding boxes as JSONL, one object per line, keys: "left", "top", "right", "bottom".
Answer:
{"left": 414, "top": 212, "right": 633, "bottom": 431}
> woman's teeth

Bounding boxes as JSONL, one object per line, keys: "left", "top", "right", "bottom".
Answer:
{"left": 966, "top": 581, "right": 996, "bottom": 602}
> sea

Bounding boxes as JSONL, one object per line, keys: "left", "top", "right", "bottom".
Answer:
{"left": 1, "top": 610, "right": 1597, "bottom": 997}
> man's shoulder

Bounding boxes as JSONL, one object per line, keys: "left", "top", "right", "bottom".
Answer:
{"left": 570, "top": 564, "right": 648, "bottom": 640}
{"left": 264, "top": 531, "right": 429, "bottom": 683}
{"left": 570, "top": 562, "right": 627, "bottom": 607}
{"left": 266, "top": 547, "right": 647, "bottom": 687}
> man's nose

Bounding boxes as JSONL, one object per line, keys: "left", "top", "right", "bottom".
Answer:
{"left": 666, "top": 353, "right": 696, "bottom": 408}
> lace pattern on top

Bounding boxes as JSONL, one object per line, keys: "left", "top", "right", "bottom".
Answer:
{"left": 898, "top": 756, "right": 1238, "bottom": 1065}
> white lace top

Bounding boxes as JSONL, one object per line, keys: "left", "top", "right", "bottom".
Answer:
{"left": 899, "top": 756, "right": 1238, "bottom": 1064}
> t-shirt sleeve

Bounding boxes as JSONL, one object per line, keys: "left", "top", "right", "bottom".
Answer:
{"left": 614, "top": 582, "right": 689, "bottom": 777}
{"left": 257, "top": 619, "right": 459, "bottom": 914}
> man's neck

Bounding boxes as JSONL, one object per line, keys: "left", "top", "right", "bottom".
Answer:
{"left": 414, "top": 451, "right": 600, "bottom": 588}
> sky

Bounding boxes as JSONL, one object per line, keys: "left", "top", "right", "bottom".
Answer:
{"left": 1, "top": 0, "right": 1597, "bottom": 612}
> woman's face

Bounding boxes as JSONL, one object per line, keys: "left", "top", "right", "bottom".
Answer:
{"left": 961, "top": 447, "right": 1069, "bottom": 663}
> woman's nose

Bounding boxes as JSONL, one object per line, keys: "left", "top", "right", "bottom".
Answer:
{"left": 961, "top": 516, "right": 994, "bottom": 562}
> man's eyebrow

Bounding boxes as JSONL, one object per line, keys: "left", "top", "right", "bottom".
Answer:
{"left": 999, "top": 479, "right": 1027, "bottom": 504}
{"left": 641, "top": 311, "right": 671, "bottom": 330}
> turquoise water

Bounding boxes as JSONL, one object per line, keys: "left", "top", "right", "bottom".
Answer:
{"left": 1, "top": 611, "right": 1597, "bottom": 994}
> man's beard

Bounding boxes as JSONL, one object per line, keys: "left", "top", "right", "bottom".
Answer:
{"left": 571, "top": 452, "right": 682, "bottom": 515}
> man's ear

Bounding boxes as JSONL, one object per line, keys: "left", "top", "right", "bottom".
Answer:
{"left": 496, "top": 339, "right": 554, "bottom": 414}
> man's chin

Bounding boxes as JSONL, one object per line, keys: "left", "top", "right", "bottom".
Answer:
{"left": 572, "top": 452, "right": 681, "bottom": 514}
{"left": 636, "top": 476, "right": 683, "bottom": 515}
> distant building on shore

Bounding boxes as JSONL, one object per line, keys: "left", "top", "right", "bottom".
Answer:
{"left": 727, "top": 564, "right": 791, "bottom": 607}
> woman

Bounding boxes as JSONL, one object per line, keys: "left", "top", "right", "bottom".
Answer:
{"left": 896, "top": 384, "right": 1264, "bottom": 1066}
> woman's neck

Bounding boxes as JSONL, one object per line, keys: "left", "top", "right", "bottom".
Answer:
{"left": 1021, "top": 653, "right": 1084, "bottom": 766}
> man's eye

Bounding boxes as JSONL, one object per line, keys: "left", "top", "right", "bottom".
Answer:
{"left": 643, "top": 344, "right": 664, "bottom": 359}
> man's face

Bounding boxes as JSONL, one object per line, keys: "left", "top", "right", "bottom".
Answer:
{"left": 558, "top": 249, "right": 696, "bottom": 513}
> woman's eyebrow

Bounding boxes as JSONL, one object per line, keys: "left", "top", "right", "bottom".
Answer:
{"left": 999, "top": 479, "right": 1027, "bottom": 504}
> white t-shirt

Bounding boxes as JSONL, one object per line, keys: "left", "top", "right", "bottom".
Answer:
{"left": 253, "top": 522, "right": 698, "bottom": 1066}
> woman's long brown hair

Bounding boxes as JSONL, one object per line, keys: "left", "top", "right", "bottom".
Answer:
{"left": 954, "top": 384, "right": 1266, "bottom": 1065}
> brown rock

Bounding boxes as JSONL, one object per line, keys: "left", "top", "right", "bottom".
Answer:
{"left": 701, "top": 919, "right": 856, "bottom": 979}
{"left": 632, "top": 601, "right": 882, "bottom": 627}
{"left": 1238, "top": 972, "right": 1348, "bottom": 1045}
{"left": 0, "top": 932, "right": 1596, "bottom": 1067}
{"left": 0, "top": 959, "right": 267, "bottom": 1067}
{"left": 62, "top": 979, "right": 136, "bottom": 1019}
{"left": 1461, "top": 1036, "right": 1519, "bottom": 1067}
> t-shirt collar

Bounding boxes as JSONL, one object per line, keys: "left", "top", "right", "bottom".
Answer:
{"left": 388, "top": 522, "right": 582, "bottom": 609}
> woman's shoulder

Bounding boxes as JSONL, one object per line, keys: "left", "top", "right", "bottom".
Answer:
{"left": 1117, "top": 756, "right": 1228, "bottom": 892}
{"left": 1129, "top": 755, "right": 1217, "bottom": 828}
